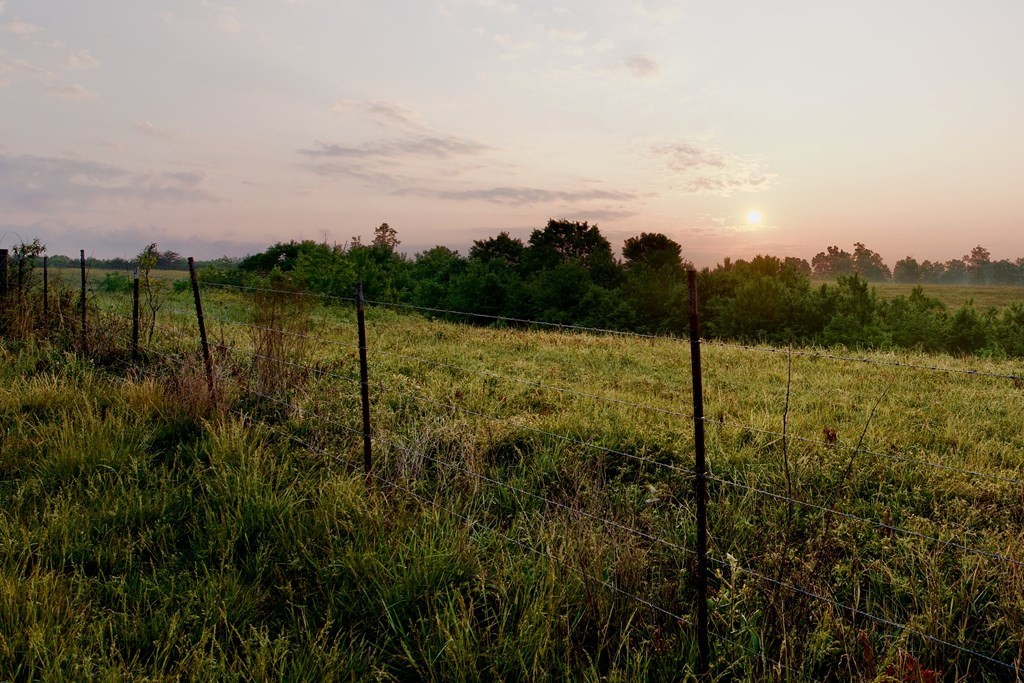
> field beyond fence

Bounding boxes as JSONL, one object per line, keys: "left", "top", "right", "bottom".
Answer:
{"left": 2, "top": 251, "right": 1024, "bottom": 681}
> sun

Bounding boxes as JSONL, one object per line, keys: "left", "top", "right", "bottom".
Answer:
{"left": 746, "top": 209, "right": 763, "bottom": 225}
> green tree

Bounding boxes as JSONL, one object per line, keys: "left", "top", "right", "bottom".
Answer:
{"left": 811, "top": 246, "right": 855, "bottom": 277}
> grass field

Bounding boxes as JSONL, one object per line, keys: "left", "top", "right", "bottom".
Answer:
{"left": 811, "top": 278, "right": 1024, "bottom": 310}
{"left": 2, "top": 284, "right": 1023, "bottom": 680}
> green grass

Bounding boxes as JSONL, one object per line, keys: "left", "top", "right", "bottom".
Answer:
{"left": 813, "top": 278, "right": 1024, "bottom": 310}
{"left": 3, "top": 286, "right": 1024, "bottom": 680}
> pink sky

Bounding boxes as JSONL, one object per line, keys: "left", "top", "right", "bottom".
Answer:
{"left": 2, "top": 0, "right": 1022, "bottom": 266}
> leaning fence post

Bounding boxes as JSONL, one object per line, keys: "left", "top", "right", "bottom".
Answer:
{"left": 80, "top": 249, "right": 87, "bottom": 352}
{"left": 188, "top": 257, "right": 215, "bottom": 397}
{"left": 356, "top": 282, "right": 373, "bottom": 475}
{"left": 132, "top": 269, "right": 140, "bottom": 361}
{"left": 42, "top": 255, "right": 49, "bottom": 325}
{"left": 687, "top": 269, "right": 710, "bottom": 680}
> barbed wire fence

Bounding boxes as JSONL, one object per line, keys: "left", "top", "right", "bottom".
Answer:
{"left": 3, "top": 250, "right": 1024, "bottom": 681}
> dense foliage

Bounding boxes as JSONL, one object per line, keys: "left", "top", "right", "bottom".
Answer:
{"left": 217, "top": 221, "right": 1024, "bottom": 358}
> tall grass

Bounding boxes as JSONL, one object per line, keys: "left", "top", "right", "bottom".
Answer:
{"left": 2, "top": 289, "right": 1023, "bottom": 680}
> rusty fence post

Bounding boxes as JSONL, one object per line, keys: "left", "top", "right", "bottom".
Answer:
{"left": 0, "top": 249, "right": 7, "bottom": 301}
{"left": 132, "top": 269, "right": 140, "bottom": 361}
{"left": 42, "top": 255, "right": 48, "bottom": 326}
{"left": 80, "top": 249, "right": 87, "bottom": 352}
{"left": 0, "top": 249, "right": 7, "bottom": 333}
{"left": 188, "top": 257, "right": 215, "bottom": 397}
{"left": 16, "top": 254, "right": 24, "bottom": 306}
{"left": 356, "top": 282, "right": 373, "bottom": 475}
{"left": 687, "top": 269, "right": 710, "bottom": 680}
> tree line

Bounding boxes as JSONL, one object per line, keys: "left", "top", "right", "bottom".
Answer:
{"left": 200, "top": 220, "right": 1024, "bottom": 358}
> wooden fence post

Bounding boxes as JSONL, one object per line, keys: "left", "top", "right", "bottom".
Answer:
{"left": 687, "top": 269, "right": 710, "bottom": 680}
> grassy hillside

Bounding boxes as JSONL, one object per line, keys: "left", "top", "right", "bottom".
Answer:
{"left": 2, "top": 285, "right": 1023, "bottom": 680}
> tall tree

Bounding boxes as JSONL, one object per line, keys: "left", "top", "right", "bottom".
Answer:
{"left": 622, "top": 233, "right": 690, "bottom": 271}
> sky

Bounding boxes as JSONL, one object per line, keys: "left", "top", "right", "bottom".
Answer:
{"left": 1, "top": 0, "right": 1022, "bottom": 266}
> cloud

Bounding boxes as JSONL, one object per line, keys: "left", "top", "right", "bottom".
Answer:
{"left": 559, "top": 208, "right": 638, "bottom": 222}
{"left": 218, "top": 13, "right": 241, "bottom": 33}
{"left": 397, "top": 185, "right": 636, "bottom": 206}
{"left": 0, "top": 19, "right": 40, "bottom": 35}
{"left": 134, "top": 120, "right": 172, "bottom": 139}
{"left": 0, "top": 58, "right": 54, "bottom": 78}
{"left": 0, "top": 2, "right": 6, "bottom": 14}
{"left": 478, "top": 0, "right": 518, "bottom": 11}
{"left": 47, "top": 84, "right": 97, "bottom": 100}
{"left": 0, "top": 153, "right": 217, "bottom": 208}
{"left": 622, "top": 54, "right": 659, "bottom": 79}
{"left": 299, "top": 135, "right": 490, "bottom": 160}
{"left": 66, "top": 50, "right": 100, "bottom": 69}
{"left": 652, "top": 142, "right": 777, "bottom": 196}
{"left": 331, "top": 99, "right": 425, "bottom": 130}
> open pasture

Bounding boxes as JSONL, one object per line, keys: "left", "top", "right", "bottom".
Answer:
{"left": 2, "top": 283, "right": 1024, "bottom": 680}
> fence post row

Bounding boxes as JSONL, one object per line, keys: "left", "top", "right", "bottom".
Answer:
{"left": 79, "top": 249, "right": 87, "bottom": 351}
{"left": 356, "top": 282, "right": 373, "bottom": 475}
{"left": 687, "top": 269, "right": 711, "bottom": 680}
{"left": 187, "top": 257, "right": 215, "bottom": 397}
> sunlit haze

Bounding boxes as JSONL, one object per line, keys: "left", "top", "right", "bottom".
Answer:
{"left": 2, "top": 1, "right": 1022, "bottom": 265}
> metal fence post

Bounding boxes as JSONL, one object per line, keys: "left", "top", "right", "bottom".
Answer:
{"left": 188, "top": 257, "right": 215, "bottom": 397}
{"left": 356, "top": 282, "right": 373, "bottom": 475}
{"left": 42, "top": 255, "right": 48, "bottom": 325}
{"left": 16, "top": 254, "right": 24, "bottom": 305}
{"left": 0, "top": 249, "right": 7, "bottom": 300}
{"left": 80, "top": 250, "right": 87, "bottom": 351}
{"left": 687, "top": 269, "right": 710, "bottom": 680}
{"left": 132, "top": 269, "right": 140, "bottom": 361}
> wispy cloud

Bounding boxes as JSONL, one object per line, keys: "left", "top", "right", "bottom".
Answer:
{"left": 621, "top": 54, "right": 659, "bottom": 79}
{"left": 652, "top": 142, "right": 777, "bottom": 197}
{"left": 0, "top": 2, "right": 6, "bottom": 15}
{"left": 66, "top": 50, "right": 100, "bottom": 69}
{"left": 218, "top": 13, "right": 241, "bottom": 33}
{"left": 477, "top": 0, "right": 518, "bottom": 11}
{"left": 299, "top": 135, "right": 490, "bottom": 160}
{"left": 331, "top": 99, "right": 426, "bottom": 130}
{"left": 0, "top": 58, "right": 54, "bottom": 78}
{"left": 398, "top": 185, "right": 636, "bottom": 206}
{"left": 47, "top": 83, "right": 97, "bottom": 100}
{"left": 134, "top": 120, "right": 173, "bottom": 139}
{"left": 0, "top": 153, "right": 217, "bottom": 208}
{"left": 475, "top": 27, "right": 538, "bottom": 55}
{"left": 0, "top": 18, "right": 39, "bottom": 35}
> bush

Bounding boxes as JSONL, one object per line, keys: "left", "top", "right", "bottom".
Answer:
{"left": 97, "top": 272, "right": 133, "bottom": 293}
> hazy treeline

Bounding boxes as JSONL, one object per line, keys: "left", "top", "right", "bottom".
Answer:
{"left": 44, "top": 250, "right": 238, "bottom": 271}
{"left": 812, "top": 243, "right": 1024, "bottom": 285}
{"left": 202, "top": 220, "right": 1024, "bottom": 358}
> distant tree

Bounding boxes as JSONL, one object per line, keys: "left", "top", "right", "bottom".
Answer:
{"left": 963, "top": 245, "right": 992, "bottom": 284}
{"left": 622, "top": 233, "right": 690, "bottom": 271}
{"left": 991, "top": 259, "right": 1022, "bottom": 285}
{"left": 941, "top": 258, "right": 969, "bottom": 283}
{"left": 852, "top": 242, "right": 891, "bottom": 281}
{"left": 372, "top": 222, "right": 400, "bottom": 251}
{"left": 157, "top": 249, "right": 184, "bottom": 269}
{"left": 893, "top": 256, "right": 921, "bottom": 283}
{"left": 782, "top": 257, "right": 812, "bottom": 277}
{"left": 811, "top": 246, "right": 855, "bottom": 277}
{"left": 919, "top": 260, "right": 945, "bottom": 283}
{"left": 526, "top": 220, "right": 612, "bottom": 265}
{"left": 469, "top": 232, "right": 525, "bottom": 268}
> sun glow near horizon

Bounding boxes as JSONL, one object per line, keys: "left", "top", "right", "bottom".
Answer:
{"left": 746, "top": 209, "right": 763, "bottom": 225}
